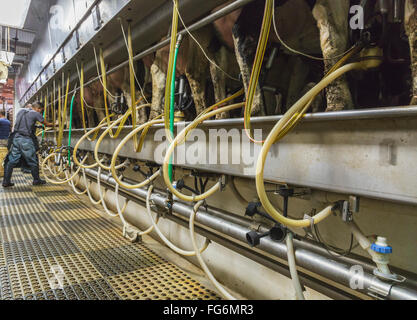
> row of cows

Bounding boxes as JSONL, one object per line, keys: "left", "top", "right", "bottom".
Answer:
{"left": 70, "top": 0, "right": 417, "bottom": 129}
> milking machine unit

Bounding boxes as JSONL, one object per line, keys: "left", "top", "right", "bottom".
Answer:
{"left": 33, "top": 0, "right": 417, "bottom": 301}
{"left": 111, "top": 89, "right": 129, "bottom": 116}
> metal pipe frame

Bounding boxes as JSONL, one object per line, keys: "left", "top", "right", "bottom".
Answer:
{"left": 55, "top": 106, "right": 417, "bottom": 206}
{"left": 82, "top": 170, "right": 357, "bottom": 300}
{"left": 85, "top": 171, "right": 355, "bottom": 300}
{"left": 22, "top": 0, "right": 255, "bottom": 105}
{"left": 67, "top": 104, "right": 417, "bottom": 132}
{"left": 83, "top": 168, "right": 417, "bottom": 300}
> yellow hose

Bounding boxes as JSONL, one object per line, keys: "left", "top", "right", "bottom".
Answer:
{"left": 127, "top": 22, "right": 140, "bottom": 150}
{"left": 72, "top": 115, "right": 115, "bottom": 169}
{"left": 99, "top": 48, "right": 117, "bottom": 138}
{"left": 255, "top": 55, "right": 382, "bottom": 228}
{"left": 271, "top": 45, "right": 363, "bottom": 143}
{"left": 163, "top": 0, "right": 179, "bottom": 143}
{"left": 243, "top": 1, "right": 359, "bottom": 145}
{"left": 94, "top": 104, "right": 150, "bottom": 170}
{"left": 173, "top": 89, "right": 244, "bottom": 148}
{"left": 163, "top": 102, "right": 244, "bottom": 202}
{"left": 52, "top": 81, "right": 57, "bottom": 141}
{"left": 79, "top": 62, "right": 101, "bottom": 141}
{"left": 196, "top": 88, "right": 244, "bottom": 119}
{"left": 125, "top": 24, "right": 158, "bottom": 152}
{"left": 57, "top": 83, "right": 62, "bottom": 145}
{"left": 57, "top": 75, "right": 70, "bottom": 147}
{"left": 110, "top": 119, "right": 164, "bottom": 189}
{"left": 244, "top": 0, "right": 274, "bottom": 143}
{"left": 136, "top": 114, "right": 163, "bottom": 152}
{"left": 41, "top": 152, "right": 88, "bottom": 184}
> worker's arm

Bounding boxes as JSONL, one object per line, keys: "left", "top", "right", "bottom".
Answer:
{"left": 41, "top": 120, "right": 54, "bottom": 127}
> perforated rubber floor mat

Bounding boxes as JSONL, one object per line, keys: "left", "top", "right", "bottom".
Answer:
{"left": 0, "top": 173, "right": 220, "bottom": 300}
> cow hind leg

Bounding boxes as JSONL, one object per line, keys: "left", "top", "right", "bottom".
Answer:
{"left": 137, "top": 102, "right": 149, "bottom": 124}
{"left": 210, "top": 46, "right": 229, "bottom": 119}
{"left": 131, "top": 90, "right": 149, "bottom": 125}
{"left": 185, "top": 41, "right": 209, "bottom": 116}
{"left": 312, "top": 0, "right": 353, "bottom": 111}
{"left": 87, "top": 109, "right": 95, "bottom": 128}
{"left": 149, "top": 62, "right": 166, "bottom": 120}
{"left": 185, "top": 70, "right": 208, "bottom": 117}
{"left": 232, "top": 23, "right": 265, "bottom": 116}
{"left": 406, "top": 0, "right": 417, "bottom": 104}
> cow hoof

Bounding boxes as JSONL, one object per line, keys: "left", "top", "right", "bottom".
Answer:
{"left": 411, "top": 96, "right": 417, "bottom": 105}
{"left": 215, "top": 112, "right": 229, "bottom": 120}
{"left": 325, "top": 104, "right": 345, "bottom": 112}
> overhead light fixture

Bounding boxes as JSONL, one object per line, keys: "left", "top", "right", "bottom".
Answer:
{"left": 0, "top": 0, "right": 31, "bottom": 29}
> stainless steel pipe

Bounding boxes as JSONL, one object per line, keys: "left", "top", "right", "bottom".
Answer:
{"left": 83, "top": 168, "right": 417, "bottom": 300}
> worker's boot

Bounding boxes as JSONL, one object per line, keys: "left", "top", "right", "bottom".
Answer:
{"left": 2, "top": 164, "right": 14, "bottom": 188}
{"left": 31, "top": 166, "right": 46, "bottom": 186}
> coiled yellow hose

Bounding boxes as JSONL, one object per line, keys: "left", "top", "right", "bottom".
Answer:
{"left": 162, "top": 102, "right": 244, "bottom": 202}
{"left": 41, "top": 152, "right": 88, "bottom": 184}
{"left": 68, "top": 164, "right": 88, "bottom": 195}
{"left": 72, "top": 115, "right": 115, "bottom": 169}
{"left": 110, "top": 119, "right": 164, "bottom": 189}
{"left": 256, "top": 50, "right": 383, "bottom": 228}
{"left": 196, "top": 88, "right": 244, "bottom": 119}
{"left": 94, "top": 104, "right": 150, "bottom": 170}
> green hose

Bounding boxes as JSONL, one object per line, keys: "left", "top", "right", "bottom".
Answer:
{"left": 168, "top": 35, "right": 182, "bottom": 182}
{"left": 68, "top": 93, "right": 76, "bottom": 166}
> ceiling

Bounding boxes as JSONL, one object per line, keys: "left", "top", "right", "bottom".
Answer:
{"left": 0, "top": 0, "right": 56, "bottom": 105}
{"left": 0, "top": 0, "right": 56, "bottom": 77}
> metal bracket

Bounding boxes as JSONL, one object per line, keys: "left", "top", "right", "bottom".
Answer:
{"left": 368, "top": 279, "right": 392, "bottom": 300}
{"left": 369, "top": 274, "right": 396, "bottom": 299}
{"left": 220, "top": 175, "right": 227, "bottom": 192}
{"left": 373, "top": 268, "right": 407, "bottom": 283}
{"left": 342, "top": 196, "right": 360, "bottom": 222}
{"left": 92, "top": 5, "right": 102, "bottom": 31}
{"left": 75, "top": 30, "right": 81, "bottom": 50}
{"left": 342, "top": 201, "right": 352, "bottom": 222}
{"left": 149, "top": 198, "right": 159, "bottom": 213}
{"left": 61, "top": 47, "right": 66, "bottom": 64}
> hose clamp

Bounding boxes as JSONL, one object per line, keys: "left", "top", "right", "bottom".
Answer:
{"left": 368, "top": 278, "right": 393, "bottom": 300}
{"left": 219, "top": 175, "right": 227, "bottom": 192}
{"left": 303, "top": 214, "right": 315, "bottom": 230}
